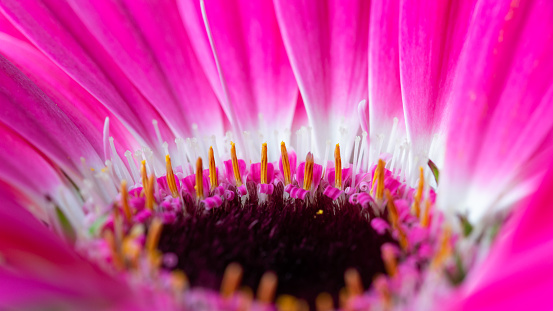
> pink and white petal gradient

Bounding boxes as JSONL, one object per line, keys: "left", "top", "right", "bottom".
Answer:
{"left": 0, "top": 34, "right": 136, "bottom": 156}
{"left": 0, "top": 125, "right": 64, "bottom": 221}
{"left": 439, "top": 0, "right": 553, "bottom": 221}
{"left": 273, "top": 0, "right": 369, "bottom": 157}
{"left": 364, "top": 0, "right": 404, "bottom": 153}
{"left": 0, "top": 54, "right": 102, "bottom": 178}
{"left": 0, "top": 186, "right": 156, "bottom": 311}
{"left": 0, "top": 0, "right": 173, "bottom": 150}
{"left": 67, "top": 0, "right": 224, "bottom": 139}
{"left": 399, "top": 0, "right": 475, "bottom": 156}
{"left": 179, "top": 0, "right": 297, "bottom": 137}
{"left": 453, "top": 160, "right": 553, "bottom": 310}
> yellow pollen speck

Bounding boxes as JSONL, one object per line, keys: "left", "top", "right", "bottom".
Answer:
{"left": 316, "top": 209, "right": 323, "bottom": 215}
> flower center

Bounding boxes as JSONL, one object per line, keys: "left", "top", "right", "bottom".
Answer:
{"left": 157, "top": 182, "right": 395, "bottom": 308}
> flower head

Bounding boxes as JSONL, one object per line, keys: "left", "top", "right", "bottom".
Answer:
{"left": 0, "top": 0, "right": 552, "bottom": 310}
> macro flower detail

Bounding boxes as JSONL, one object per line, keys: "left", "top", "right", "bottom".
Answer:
{"left": 1, "top": 0, "right": 553, "bottom": 310}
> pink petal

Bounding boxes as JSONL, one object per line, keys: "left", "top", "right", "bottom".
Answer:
{"left": 398, "top": 0, "right": 475, "bottom": 153}
{"left": 440, "top": 0, "right": 553, "bottom": 217}
{"left": 0, "top": 9, "right": 29, "bottom": 44}
{"left": 0, "top": 0, "right": 173, "bottom": 148}
{"left": 456, "top": 161, "right": 553, "bottom": 310}
{"left": 366, "top": 0, "right": 404, "bottom": 150}
{"left": 0, "top": 54, "right": 102, "bottom": 176}
{"left": 0, "top": 124, "right": 62, "bottom": 199}
{"left": 273, "top": 0, "right": 369, "bottom": 155}
{"left": 0, "top": 188, "right": 147, "bottom": 310}
{"left": 66, "top": 0, "right": 224, "bottom": 138}
{"left": 0, "top": 34, "right": 135, "bottom": 155}
{"left": 179, "top": 0, "right": 297, "bottom": 134}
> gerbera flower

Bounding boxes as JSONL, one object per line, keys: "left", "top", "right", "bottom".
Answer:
{"left": 0, "top": 0, "right": 552, "bottom": 310}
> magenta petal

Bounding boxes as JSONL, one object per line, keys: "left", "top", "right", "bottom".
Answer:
{"left": 0, "top": 188, "right": 143, "bottom": 310}
{"left": 366, "top": 0, "right": 404, "bottom": 147}
{"left": 457, "top": 162, "right": 553, "bottom": 309}
{"left": 441, "top": 0, "right": 553, "bottom": 217}
{"left": 398, "top": 0, "right": 475, "bottom": 153}
{"left": 66, "top": 0, "right": 224, "bottom": 138}
{"left": 273, "top": 0, "right": 369, "bottom": 154}
{"left": 179, "top": 0, "right": 297, "bottom": 133}
{"left": 0, "top": 34, "right": 135, "bottom": 155}
{"left": 0, "top": 124, "right": 62, "bottom": 200}
{"left": 0, "top": 54, "right": 102, "bottom": 176}
{"left": 0, "top": 0, "right": 173, "bottom": 148}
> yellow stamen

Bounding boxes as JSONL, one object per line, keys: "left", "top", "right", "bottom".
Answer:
{"left": 145, "top": 174, "right": 155, "bottom": 211}
{"left": 238, "top": 287, "right": 254, "bottom": 311}
{"left": 140, "top": 160, "right": 148, "bottom": 197}
{"left": 170, "top": 270, "right": 189, "bottom": 293}
{"left": 145, "top": 218, "right": 163, "bottom": 257}
{"left": 412, "top": 167, "right": 424, "bottom": 218}
{"left": 421, "top": 198, "right": 432, "bottom": 228}
{"left": 334, "top": 144, "right": 342, "bottom": 189}
{"left": 261, "top": 143, "right": 268, "bottom": 184}
{"left": 339, "top": 288, "right": 349, "bottom": 311}
{"left": 303, "top": 152, "right": 314, "bottom": 191}
{"left": 257, "top": 271, "right": 277, "bottom": 304}
{"left": 280, "top": 142, "right": 292, "bottom": 185}
{"left": 385, "top": 190, "right": 409, "bottom": 250}
{"left": 376, "top": 159, "right": 385, "bottom": 200}
{"left": 370, "top": 159, "right": 386, "bottom": 199}
{"left": 432, "top": 226, "right": 452, "bottom": 269}
{"left": 165, "top": 155, "right": 179, "bottom": 198}
{"left": 315, "top": 292, "right": 334, "bottom": 311}
{"left": 276, "top": 295, "right": 300, "bottom": 311}
{"left": 209, "top": 147, "right": 218, "bottom": 190}
{"left": 120, "top": 180, "right": 132, "bottom": 222}
{"left": 230, "top": 142, "right": 243, "bottom": 187}
{"left": 122, "top": 224, "right": 143, "bottom": 269}
{"left": 344, "top": 268, "right": 363, "bottom": 297}
{"left": 382, "top": 246, "right": 398, "bottom": 277}
{"left": 196, "top": 157, "right": 204, "bottom": 199}
{"left": 374, "top": 275, "right": 392, "bottom": 307}
{"left": 221, "top": 262, "right": 243, "bottom": 298}
{"left": 104, "top": 230, "right": 123, "bottom": 269}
